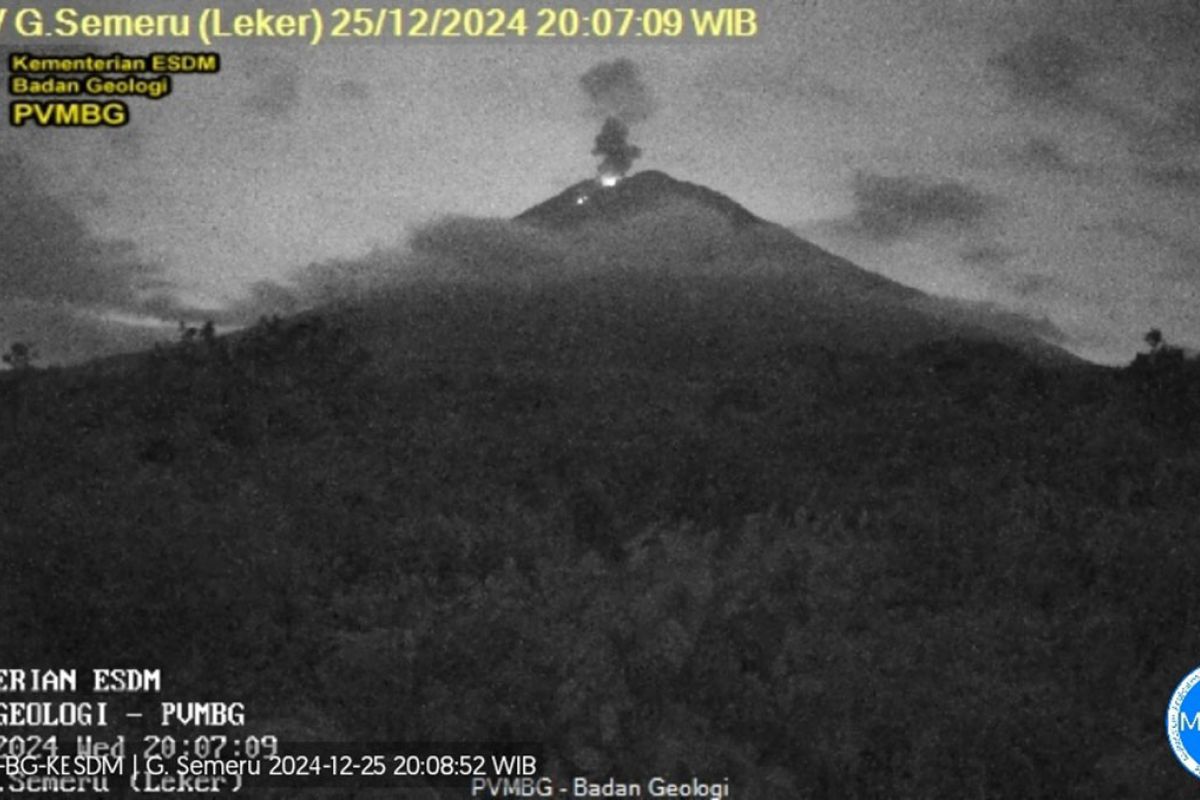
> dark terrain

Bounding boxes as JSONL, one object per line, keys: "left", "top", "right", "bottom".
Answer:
{"left": 3, "top": 173, "right": 1200, "bottom": 797}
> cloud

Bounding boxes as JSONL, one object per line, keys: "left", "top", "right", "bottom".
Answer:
{"left": 960, "top": 242, "right": 1019, "bottom": 267}
{"left": 1108, "top": 218, "right": 1200, "bottom": 276}
{"left": 1013, "top": 137, "right": 1089, "bottom": 176}
{"left": 990, "top": 33, "right": 1095, "bottom": 107}
{"left": 842, "top": 172, "right": 993, "bottom": 241}
{"left": 989, "top": 7, "right": 1200, "bottom": 174}
{"left": 1095, "top": 0, "right": 1200, "bottom": 61}
{"left": 1174, "top": 92, "right": 1200, "bottom": 130}
{"left": 590, "top": 118, "right": 642, "bottom": 179}
{"left": 958, "top": 242, "right": 1061, "bottom": 301}
{"left": 0, "top": 151, "right": 159, "bottom": 309}
{"left": 580, "top": 59, "right": 655, "bottom": 124}
{"left": 237, "top": 280, "right": 305, "bottom": 318}
{"left": 233, "top": 194, "right": 757, "bottom": 316}
{"left": 410, "top": 216, "right": 565, "bottom": 276}
{"left": 697, "top": 55, "right": 856, "bottom": 109}
{"left": 0, "top": 300, "right": 170, "bottom": 369}
{"left": 0, "top": 150, "right": 173, "bottom": 363}
{"left": 1139, "top": 166, "right": 1200, "bottom": 194}
{"left": 1008, "top": 273, "right": 1060, "bottom": 299}
{"left": 579, "top": 59, "right": 655, "bottom": 178}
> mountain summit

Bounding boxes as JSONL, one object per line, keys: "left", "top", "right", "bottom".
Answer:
{"left": 511, "top": 170, "right": 1068, "bottom": 361}
{"left": 516, "top": 170, "right": 764, "bottom": 230}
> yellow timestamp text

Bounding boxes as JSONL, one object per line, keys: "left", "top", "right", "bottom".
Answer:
{"left": 0, "top": 7, "right": 758, "bottom": 45}
{"left": 325, "top": 7, "right": 759, "bottom": 40}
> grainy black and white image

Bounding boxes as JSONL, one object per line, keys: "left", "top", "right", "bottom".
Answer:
{"left": 3, "top": 0, "right": 1200, "bottom": 796}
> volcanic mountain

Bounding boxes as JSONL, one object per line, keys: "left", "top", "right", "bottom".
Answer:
{"left": 517, "top": 169, "right": 765, "bottom": 229}
{"left": 507, "top": 170, "right": 1069, "bottom": 362}
{"left": 7, "top": 166, "right": 1192, "bottom": 800}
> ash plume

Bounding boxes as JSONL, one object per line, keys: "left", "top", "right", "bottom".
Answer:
{"left": 592, "top": 118, "right": 642, "bottom": 178}
{"left": 580, "top": 59, "right": 654, "bottom": 178}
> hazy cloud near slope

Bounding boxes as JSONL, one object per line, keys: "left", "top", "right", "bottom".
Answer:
{"left": 231, "top": 198, "right": 749, "bottom": 315}
{"left": 410, "top": 217, "right": 567, "bottom": 278}
{"left": 1107, "top": 219, "right": 1200, "bottom": 279}
{"left": 0, "top": 300, "right": 171, "bottom": 367}
{"left": 0, "top": 151, "right": 160, "bottom": 309}
{"left": 0, "top": 150, "right": 175, "bottom": 364}
{"left": 960, "top": 242, "right": 1020, "bottom": 268}
{"left": 839, "top": 172, "right": 993, "bottom": 242}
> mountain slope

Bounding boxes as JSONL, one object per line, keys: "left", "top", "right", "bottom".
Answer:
{"left": 509, "top": 170, "right": 1070, "bottom": 363}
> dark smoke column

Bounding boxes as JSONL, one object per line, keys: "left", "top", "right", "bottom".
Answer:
{"left": 592, "top": 118, "right": 642, "bottom": 181}
{"left": 580, "top": 59, "right": 654, "bottom": 183}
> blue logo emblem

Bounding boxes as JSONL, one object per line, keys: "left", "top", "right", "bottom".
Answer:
{"left": 1166, "top": 665, "right": 1200, "bottom": 778}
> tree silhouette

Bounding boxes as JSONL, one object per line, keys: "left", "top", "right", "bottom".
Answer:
{"left": 2, "top": 342, "right": 35, "bottom": 371}
{"left": 1139, "top": 328, "right": 1185, "bottom": 368}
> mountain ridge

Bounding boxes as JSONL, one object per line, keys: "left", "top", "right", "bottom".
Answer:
{"left": 512, "top": 169, "right": 1073, "bottom": 363}
{"left": 516, "top": 169, "right": 766, "bottom": 229}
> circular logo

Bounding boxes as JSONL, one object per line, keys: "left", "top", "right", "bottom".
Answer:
{"left": 1166, "top": 665, "right": 1200, "bottom": 778}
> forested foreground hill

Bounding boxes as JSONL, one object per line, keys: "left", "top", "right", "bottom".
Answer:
{"left": 3, "top": 276, "right": 1200, "bottom": 798}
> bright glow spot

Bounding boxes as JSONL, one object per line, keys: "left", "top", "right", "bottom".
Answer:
{"left": 576, "top": 195, "right": 588, "bottom": 205}
{"left": 600, "top": 174, "right": 620, "bottom": 188}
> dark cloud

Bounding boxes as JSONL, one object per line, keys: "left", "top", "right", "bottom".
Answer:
{"left": 1109, "top": 218, "right": 1200, "bottom": 273}
{"left": 960, "top": 242, "right": 1020, "bottom": 266}
{"left": 591, "top": 118, "right": 642, "bottom": 180}
{"left": 0, "top": 150, "right": 173, "bottom": 365}
{"left": 1161, "top": 92, "right": 1200, "bottom": 141}
{"left": 238, "top": 280, "right": 304, "bottom": 318}
{"left": 1014, "top": 137, "right": 1088, "bottom": 176}
{"left": 1126, "top": 89, "right": 1200, "bottom": 180}
{"left": 958, "top": 242, "right": 1060, "bottom": 301}
{"left": 1009, "top": 273, "right": 1060, "bottom": 299}
{"left": 0, "top": 151, "right": 159, "bottom": 309}
{"left": 990, "top": 5, "right": 1200, "bottom": 179}
{"left": 844, "top": 172, "right": 993, "bottom": 241}
{"left": 245, "top": 70, "right": 300, "bottom": 118}
{"left": 1139, "top": 165, "right": 1200, "bottom": 194}
{"left": 990, "top": 33, "right": 1095, "bottom": 106}
{"left": 1097, "top": 0, "right": 1200, "bottom": 59}
{"left": 988, "top": 28, "right": 1156, "bottom": 143}
{"left": 697, "top": 55, "right": 856, "bottom": 109}
{"left": 580, "top": 58, "right": 655, "bottom": 124}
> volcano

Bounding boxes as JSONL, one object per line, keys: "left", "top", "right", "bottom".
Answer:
{"left": 7, "top": 159, "right": 1183, "bottom": 800}
{"left": 516, "top": 170, "right": 764, "bottom": 229}
{"left": 510, "top": 170, "right": 1070, "bottom": 362}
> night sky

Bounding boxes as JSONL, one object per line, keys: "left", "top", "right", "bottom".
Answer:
{"left": 2, "top": 0, "right": 1198, "bottom": 365}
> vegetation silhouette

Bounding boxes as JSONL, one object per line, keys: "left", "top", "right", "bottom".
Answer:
{"left": 2, "top": 341, "right": 35, "bottom": 371}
